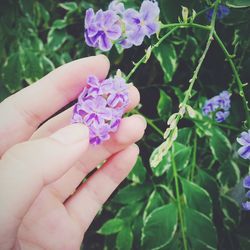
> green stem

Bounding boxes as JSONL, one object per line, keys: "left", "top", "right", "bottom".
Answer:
{"left": 126, "top": 27, "right": 178, "bottom": 81}
{"left": 163, "top": 0, "right": 220, "bottom": 143}
{"left": 171, "top": 147, "right": 188, "bottom": 250}
{"left": 213, "top": 31, "right": 250, "bottom": 127}
{"left": 190, "top": 132, "right": 197, "bottom": 181}
{"left": 132, "top": 109, "right": 164, "bottom": 137}
{"left": 161, "top": 22, "right": 211, "bottom": 31}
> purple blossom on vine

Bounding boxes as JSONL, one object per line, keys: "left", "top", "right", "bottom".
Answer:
{"left": 71, "top": 75, "right": 129, "bottom": 145}
{"left": 108, "top": 0, "right": 125, "bottom": 15}
{"left": 202, "top": 90, "right": 231, "bottom": 123}
{"left": 206, "top": 4, "right": 230, "bottom": 22}
{"left": 242, "top": 176, "right": 250, "bottom": 211}
{"left": 84, "top": 8, "right": 122, "bottom": 51}
{"left": 237, "top": 130, "right": 250, "bottom": 160}
{"left": 122, "top": 0, "right": 160, "bottom": 47}
{"left": 84, "top": 0, "right": 160, "bottom": 51}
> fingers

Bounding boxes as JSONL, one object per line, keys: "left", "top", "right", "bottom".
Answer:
{"left": 0, "top": 55, "right": 109, "bottom": 155}
{"left": 32, "top": 85, "right": 140, "bottom": 139}
{"left": 46, "top": 114, "right": 146, "bottom": 202}
{"left": 0, "top": 124, "right": 89, "bottom": 246}
{"left": 65, "top": 144, "right": 139, "bottom": 232}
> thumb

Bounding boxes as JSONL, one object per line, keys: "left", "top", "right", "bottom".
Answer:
{"left": 0, "top": 123, "right": 89, "bottom": 248}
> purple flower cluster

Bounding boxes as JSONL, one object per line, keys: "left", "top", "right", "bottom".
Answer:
{"left": 84, "top": 0, "right": 160, "bottom": 51}
{"left": 206, "top": 4, "right": 230, "bottom": 22}
{"left": 71, "top": 75, "right": 129, "bottom": 145}
{"left": 237, "top": 130, "right": 250, "bottom": 160}
{"left": 242, "top": 176, "right": 250, "bottom": 211}
{"left": 202, "top": 90, "right": 231, "bottom": 123}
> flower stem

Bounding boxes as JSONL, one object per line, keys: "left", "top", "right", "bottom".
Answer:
{"left": 161, "top": 22, "right": 211, "bottom": 31}
{"left": 171, "top": 147, "right": 188, "bottom": 250}
{"left": 132, "top": 109, "right": 164, "bottom": 137}
{"left": 213, "top": 31, "right": 250, "bottom": 127}
{"left": 126, "top": 27, "right": 178, "bottom": 81}
{"left": 189, "top": 132, "right": 197, "bottom": 181}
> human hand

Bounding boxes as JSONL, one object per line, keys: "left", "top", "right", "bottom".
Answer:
{"left": 0, "top": 55, "right": 146, "bottom": 250}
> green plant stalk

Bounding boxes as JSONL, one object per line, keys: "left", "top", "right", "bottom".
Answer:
{"left": 190, "top": 132, "right": 197, "bottom": 181}
{"left": 126, "top": 27, "right": 178, "bottom": 81}
{"left": 213, "top": 31, "right": 250, "bottom": 127}
{"left": 161, "top": 22, "right": 211, "bottom": 31}
{"left": 164, "top": 0, "right": 220, "bottom": 144}
{"left": 171, "top": 147, "right": 188, "bottom": 250}
{"left": 132, "top": 109, "right": 164, "bottom": 137}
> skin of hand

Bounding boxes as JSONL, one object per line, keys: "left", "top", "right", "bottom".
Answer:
{"left": 0, "top": 55, "right": 146, "bottom": 250}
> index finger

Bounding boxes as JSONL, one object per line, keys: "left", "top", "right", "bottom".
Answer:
{"left": 0, "top": 55, "right": 110, "bottom": 155}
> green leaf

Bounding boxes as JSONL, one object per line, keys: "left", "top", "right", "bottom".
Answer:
{"left": 143, "top": 190, "right": 164, "bottom": 220}
{"left": 226, "top": 0, "right": 250, "bottom": 8}
{"left": 181, "top": 178, "right": 212, "bottom": 217}
{"left": 113, "top": 184, "right": 151, "bottom": 205}
{"left": 59, "top": 2, "right": 78, "bottom": 12}
{"left": 184, "top": 207, "right": 217, "bottom": 249}
{"left": 175, "top": 128, "right": 192, "bottom": 145}
{"left": 52, "top": 19, "right": 67, "bottom": 29}
{"left": 127, "top": 156, "right": 146, "bottom": 184}
{"left": 117, "top": 202, "right": 144, "bottom": 219}
{"left": 116, "top": 226, "right": 133, "bottom": 250}
{"left": 221, "top": 195, "right": 240, "bottom": 229}
{"left": 197, "top": 169, "right": 219, "bottom": 202}
{"left": 2, "top": 53, "right": 22, "bottom": 93}
{"left": 19, "top": 0, "right": 35, "bottom": 17}
{"left": 217, "top": 160, "right": 240, "bottom": 188}
{"left": 209, "top": 128, "right": 232, "bottom": 163}
{"left": 41, "top": 56, "right": 55, "bottom": 75}
{"left": 174, "top": 143, "right": 192, "bottom": 171}
{"left": 157, "top": 90, "right": 172, "bottom": 119}
{"left": 0, "top": 83, "right": 10, "bottom": 102}
{"left": 98, "top": 218, "right": 124, "bottom": 235}
{"left": 151, "top": 151, "right": 171, "bottom": 177}
{"left": 20, "top": 49, "right": 43, "bottom": 84}
{"left": 141, "top": 203, "right": 178, "bottom": 250}
{"left": 153, "top": 43, "right": 177, "bottom": 83}
{"left": 151, "top": 142, "right": 191, "bottom": 176}
{"left": 47, "top": 29, "right": 68, "bottom": 51}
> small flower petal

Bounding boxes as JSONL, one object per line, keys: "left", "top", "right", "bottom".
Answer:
{"left": 238, "top": 145, "right": 250, "bottom": 160}
{"left": 243, "top": 176, "right": 250, "bottom": 189}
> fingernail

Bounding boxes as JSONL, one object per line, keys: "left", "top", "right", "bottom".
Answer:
{"left": 134, "top": 114, "right": 147, "bottom": 130}
{"left": 131, "top": 143, "right": 140, "bottom": 155}
{"left": 50, "top": 124, "right": 89, "bottom": 145}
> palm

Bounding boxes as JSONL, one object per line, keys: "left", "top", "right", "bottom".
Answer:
{"left": 18, "top": 191, "right": 83, "bottom": 249}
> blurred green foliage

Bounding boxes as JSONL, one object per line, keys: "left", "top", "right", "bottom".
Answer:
{"left": 1, "top": 0, "right": 250, "bottom": 249}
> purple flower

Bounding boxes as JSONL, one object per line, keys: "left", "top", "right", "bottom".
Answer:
{"left": 107, "top": 76, "right": 129, "bottom": 108}
{"left": 86, "top": 75, "right": 111, "bottom": 97}
{"left": 81, "top": 96, "right": 113, "bottom": 126}
{"left": 84, "top": 0, "right": 161, "bottom": 51}
{"left": 243, "top": 176, "right": 250, "bottom": 188}
{"left": 71, "top": 75, "right": 129, "bottom": 145}
{"left": 237, "top": 130, "right": 250, "bottom": 160}
{"left": 202, "top": 90, "right": 231, "bottom": 123}
{"left": 242, "top": 201, "right": 250, "bottom": 210}
{"left": 242, "top": 176, "right": 250, "bottom": 211}
{"left": 108, "top": 0, "right": 125, "bottom": 15}
{"left": 207, "top": 4, "right": 230, "bottom": 22}
{"left": 89, "top": 123, "right": 111, "bottom": 145}
{"left": 84, "top": 8, "right": 122, "bottom": 51}
{"left": 122, "top": 0, "right": 160, "bottom": 46}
